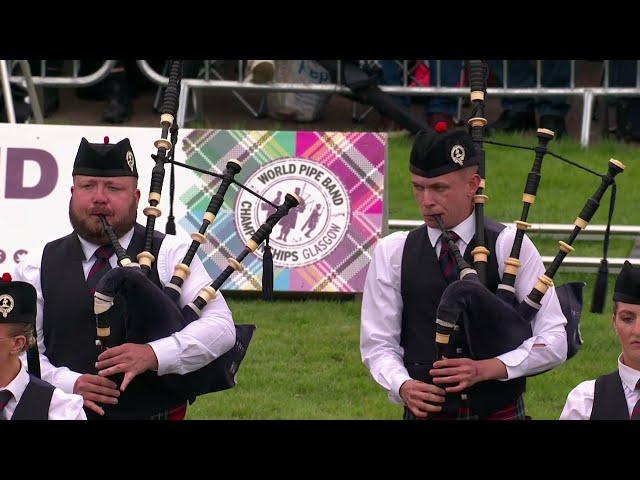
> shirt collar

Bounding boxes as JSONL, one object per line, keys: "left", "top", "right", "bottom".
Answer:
{"left": 77, "top": 227, "right": 135, "bottom": 260}
{"left": 426, "top": 211, "right": 476, "bottom": 248}
{"left": 3, "top": 362, "right": 30, "bottom": 405}
{"left": 618, "top": 354, "right": 640, "bottom": 391}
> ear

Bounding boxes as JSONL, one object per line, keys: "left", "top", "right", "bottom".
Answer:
{"left": 468, "top": 172, "right": 481, "bottom": 195}
{"left": 10, "top": 335, "right": 26, "bottom": 355}
{"left": 135, "top": 188, "right": 141, "bottom": 205}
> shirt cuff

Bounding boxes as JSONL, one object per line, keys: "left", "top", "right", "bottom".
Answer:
{"left": 57, "top": 370, "right": 84, "bottom": 395}
{"left": 389, "top": 373, "right": 412, "bottom": 405}
{"left": 148, "top": 336, "right": 180, "bottom": 376}
{"left": 496, "top": 346, "right": 531, "bottom": 380}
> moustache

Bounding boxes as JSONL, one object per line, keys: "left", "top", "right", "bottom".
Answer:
{"left": 87, "top": 210, "right": 113, "bottom": 216}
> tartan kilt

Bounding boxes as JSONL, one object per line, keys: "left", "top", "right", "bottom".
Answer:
{"left": 150, "top": 402, "right": 188, "bottom": 420}
{"left": 403, "top": 395, "right": 526, "bottom": 420}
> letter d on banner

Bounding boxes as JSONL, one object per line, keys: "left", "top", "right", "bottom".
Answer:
{"left": 5, "top": 148, "right": 58, "bottom": 199}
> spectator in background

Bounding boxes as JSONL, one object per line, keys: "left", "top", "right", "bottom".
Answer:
{"left": 76, "top": 60, "right": 167, "bottom": 124}
{"left": 608, "top": 60, "right": 640, "bottom": 141}
{"left": 487, "top": 60, "right": 571, "bottom": 138}
{"left": 378, "top": 60, "right": 463, "bottom": 131}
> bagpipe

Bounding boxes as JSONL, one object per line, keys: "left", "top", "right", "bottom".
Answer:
{"left": 432, "top": 60, "right": 624, "bottom": 409}
{"left": 92, "top": 60, "right": 301, "bottom": 401}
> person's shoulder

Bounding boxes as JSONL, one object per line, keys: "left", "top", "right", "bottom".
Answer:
{"left": 379, "top": 229, "right": 410, "bottom": 244}
{"left": 493, "top": 220, "right": 516, "bottom": 239}
{"left": 156, "top": 229, "right": 191, "bottom": 251}
{"left": 567, "top": 378, "right": 596, "bottom": 399}
{"left": 375, "top": 230, "right": 410, "bottom": 251}
{"left": 49, "top": 387, "right": 86, "bottom": 420}
{"left": 13, "top": 247, "right": 45, "bottom": 278}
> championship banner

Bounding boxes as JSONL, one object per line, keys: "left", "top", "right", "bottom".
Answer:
{"left": 0, "top": 124, "right": 387, "bottom": 293}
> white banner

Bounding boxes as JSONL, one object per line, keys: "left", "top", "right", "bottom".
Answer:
{"left": 1, "top": 124, "right": 386, "bottom": 293}
{"left": 0, "top": 124, "right": 194, "bottom": 270}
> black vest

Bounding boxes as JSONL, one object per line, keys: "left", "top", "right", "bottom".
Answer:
{"left": 591, "top": 370, "right": 632, "bottom": 420}
{"left": 41, "top": 223, "right": 186, "bottom": 419}
{"left": 11, "top": 375, "right": 55, "bottom": 420}
{"left": 400, "top": 218, "right": 526, "bottom": 415}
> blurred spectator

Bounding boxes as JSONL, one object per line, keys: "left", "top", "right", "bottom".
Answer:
{"left": 76, "top": 60, "right": 166, "bottom": 124}
{"left": 28, "top": 59, "right": 63, "bottom": 117}
{"left": 608, "top": 60, "right": 640, "bottom": 141}
{"left": 244, "top": 60, "right": 275, "bottom": 84}
{"left": 378, "top": 60, "right": 463, "bottom": 131}
{"left": 487, "top": 60, "right": 571, "bottom": 138}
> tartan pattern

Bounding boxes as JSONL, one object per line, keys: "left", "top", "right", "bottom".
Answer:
{"left": 631, "top": 381, "right": 640, "bottom": 420}
{"left": 404, "top": 395, "right": 526, "bottom": 421}
{"left": 438, "top": 232, "right": 460, "bottom": 284}
{"left": 0, "top": 390, "right": 12, "bottom": 417}
{"left": 178, "top": 130, "right": 386, "bottom": 293}
{"left": 149, "top": 402, "right": 187, "bottom": 421}
{"left": 86, "top": 245, "right": 114, "bottom": 295}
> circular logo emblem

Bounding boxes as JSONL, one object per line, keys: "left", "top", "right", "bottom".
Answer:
{"left": 451, "top": 145, "right": 465, "bottom": 166}
{"left": 0, "top": 294, "right": 14, "bottom": 318}
{"left": 126, "top": 150, "right": 135, "bottom": 172}
{"left": 13, "top": 249, "right": 28, "bottom": 264}
{"left": 0, "top": 249, "right": 5, "bottom": 264}
{"left": 234, "top": 157, "right": 350, "bottom": 268}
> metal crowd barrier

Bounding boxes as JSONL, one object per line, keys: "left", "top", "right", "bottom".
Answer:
{"left": 1, "top": 60, "right": 117, "bottom": 125}
{"left": 136, "top": 59, "right": 640, "bottom": 147}
{"left": 5, "top": 60, "right": 640, "bottom": 147}
{"left": 7, "top": 60, "right": 117, "bottom": 87}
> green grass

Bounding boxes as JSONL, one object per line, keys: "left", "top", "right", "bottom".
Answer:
{"left": 187, "top": 132, "right": 638, "bottom": 420}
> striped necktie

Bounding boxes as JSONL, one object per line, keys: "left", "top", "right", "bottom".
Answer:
{"left": 631, "top": 381, "right": 640, "bottom": 420}
{"left": 0, "top": 390, "right": 12, "bottom": 420}
{"left": 86, "top": 245, "right": 115, "bottom": 295}
{"left": 438, "top": 231, "right": 460, "bottom": 284}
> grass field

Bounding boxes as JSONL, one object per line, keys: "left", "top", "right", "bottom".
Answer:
{"left": 188, "top": 131, "right": 638, "bottom": 420}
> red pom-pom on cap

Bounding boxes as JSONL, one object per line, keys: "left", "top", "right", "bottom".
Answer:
{"left": 1, "top": 272, "right": 12, "bottom": 283}
{"left": 104, "top": 136, "right": 110, "bottom": 144}
{"left": 434, "top": 121, "right": 448, "bottom": 133}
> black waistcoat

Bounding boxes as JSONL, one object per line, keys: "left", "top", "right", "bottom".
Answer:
{"left": 400, "top": 217, "right": 526, "bottom": 415}
{"left": 591, "top": 370, "right": 632, "bottom": 420}
{"left": 11, "top": 375, "right": 55, "bottom": 420}
{"left": 41, "top": 223, "right": 186, "bottom": 419}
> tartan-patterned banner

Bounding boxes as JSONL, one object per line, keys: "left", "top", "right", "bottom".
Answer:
{"left": 179, "top": 130, "right": 387, "bottom": 293}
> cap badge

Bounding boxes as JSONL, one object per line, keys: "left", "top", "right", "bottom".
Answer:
{"left": 0, "top": 294, "right": 14, "bottom": 318}
{"left": 126, "top": 151, "right": 135, "bottom": 172}
{"left": 451, "top": 145, "right": 465, "bottom": 166}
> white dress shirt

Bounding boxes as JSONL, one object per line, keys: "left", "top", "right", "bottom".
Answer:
{"left": 1, "top": 363, "right": 86, "bottom": 420}
{"left": 13, "top": 226, "right": 236, "bottom": 395}
{"left": 360, "top": 212, "right": 568, "bottom": 404}
{"left": 559, "top": 354, "right": 640, "bottom": 420}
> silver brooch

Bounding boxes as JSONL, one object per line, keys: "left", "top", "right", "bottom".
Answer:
{"left": 0, "top": 294, "right": 14, "bottom": 318}
{"left": 451, "top": 145, "right": 465, "bottom": 166}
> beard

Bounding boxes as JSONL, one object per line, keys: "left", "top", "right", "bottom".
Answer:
{"left": 69, "top": 198, "right": 138, "bottom": 245}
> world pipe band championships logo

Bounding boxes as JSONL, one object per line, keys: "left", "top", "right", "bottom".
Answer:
{"left": 0, "top": 248, "right": 28, "bottom": 265}
{"left": 234, "top": 158, "right": 351, "bottom": 268}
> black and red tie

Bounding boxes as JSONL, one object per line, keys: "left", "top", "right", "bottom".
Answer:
{"left": 438, "top": 231, "right": 460, "bottom": 284}
{"left": 0, "top": 390, "right": 12, "bottom": 419}
{"left": 631, "top": 382, "right": 640, "bottom": 420}
{"left": 86, "top": 245, "right": 115, "bottom": 295}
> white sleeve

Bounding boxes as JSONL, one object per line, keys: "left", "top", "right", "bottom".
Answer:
{"left": 559, "top": 380, "right": 595, "bottom": 420}
{"left": 14, "top": 251, "right": 83, "bottom": 394}
{"left": 148, "top": 235, "right": 236, "bottom": 376}
{"left": 48, "top": 389, "right": 87, "bottom": 420}
{"left": 494, "top": 229, "right": 568, "bottom": 379}
{"left": 360, "top": 233, "right": 411, "bottom": 405}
